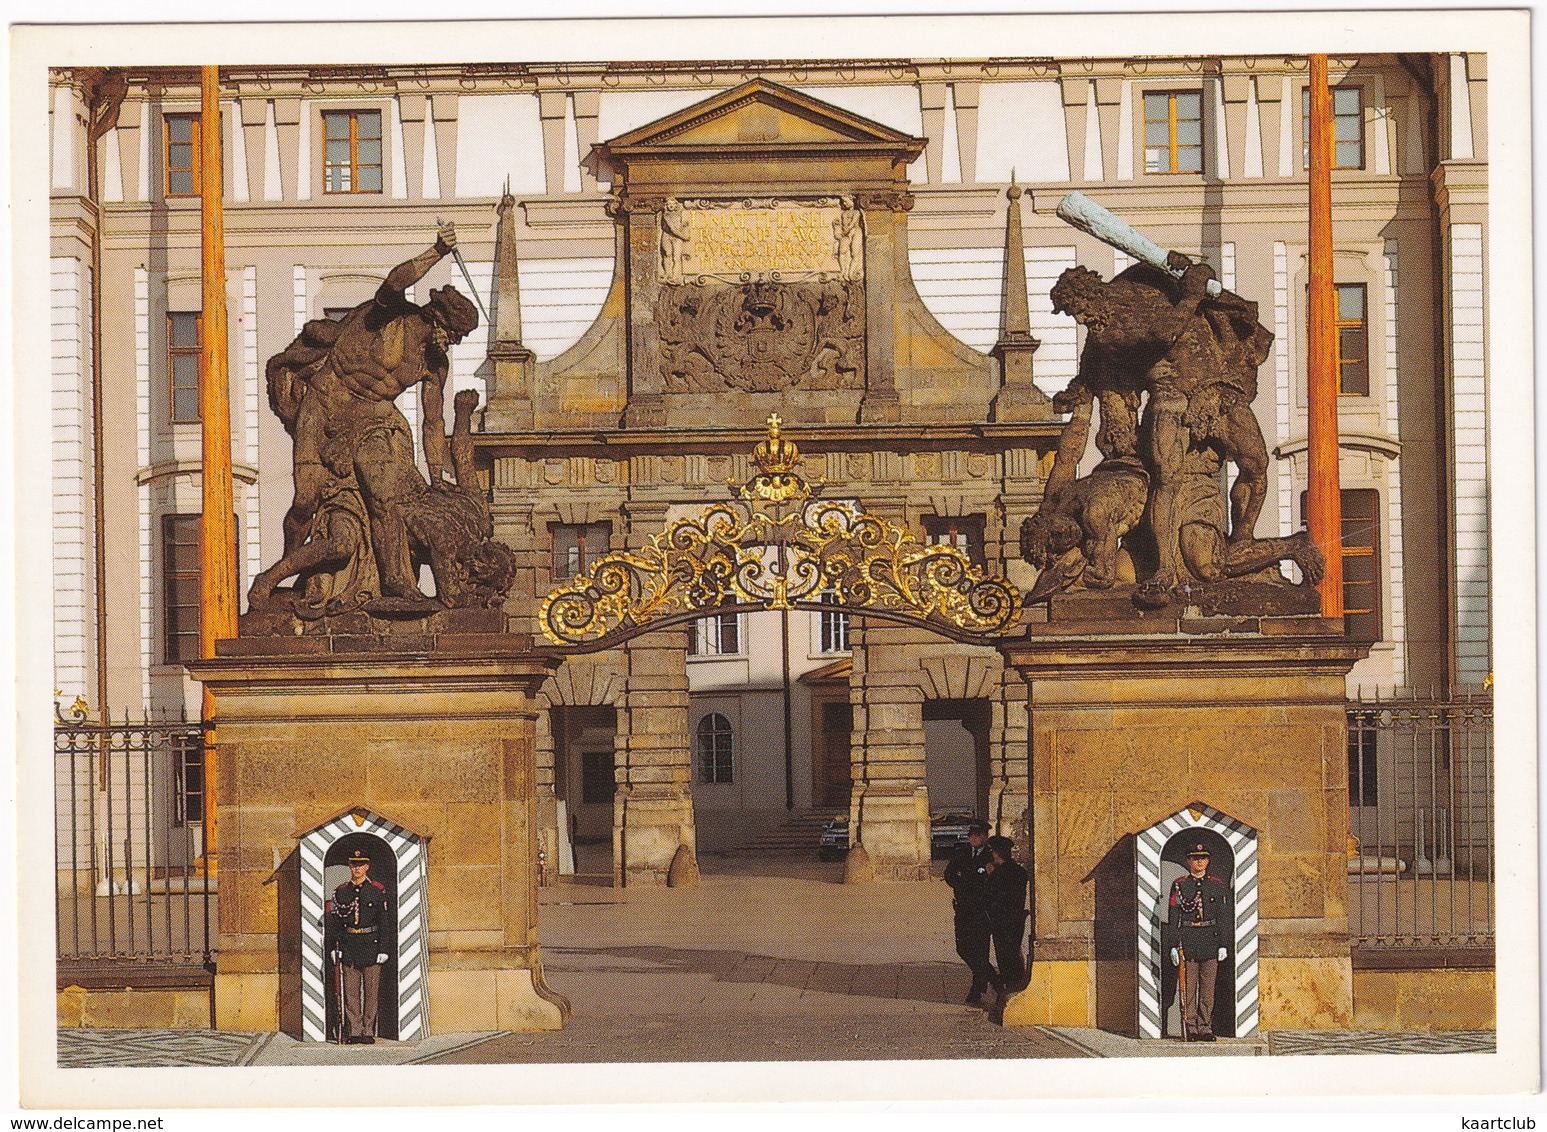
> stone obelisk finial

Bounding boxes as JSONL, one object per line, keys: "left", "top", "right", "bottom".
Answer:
{"left": 990, "top": 175, "right": 1045, "bottom": 422}
{"left": 482, "top": 180, "right": 535, "bottom": 430}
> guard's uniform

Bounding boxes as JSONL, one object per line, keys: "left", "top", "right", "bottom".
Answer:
{"left": 983, "top": 853, "right": 1030, "bottom": 994}
{"left": 328, "top": 868, "right": 390, "bottom": 1042}
{"left": 944, "top": 836, "right": 995, "bottom": 1001}
{"left": 1164, "top": 852, "right": 1232, "bottom": 1039}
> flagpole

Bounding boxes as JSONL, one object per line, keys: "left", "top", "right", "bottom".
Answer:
{"left": 198, "top": 65, "right": 238, "bottom": 875}
{"left": 1306, "top": 55, "right": 1344, "bottom": 620}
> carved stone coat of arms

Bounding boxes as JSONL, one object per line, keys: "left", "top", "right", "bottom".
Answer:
{"left": 655, "top": 278, "right": 866, "bottom": 393}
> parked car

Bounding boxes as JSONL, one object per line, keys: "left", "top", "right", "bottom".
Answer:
{"left": 928, "top": 812, "right": 978, "bottom": 858}
{"left": 817, "top": 812, "right": 981, "bottom": 860}
{"left": 818, "top": 815, "right": 850, "bottom": 860}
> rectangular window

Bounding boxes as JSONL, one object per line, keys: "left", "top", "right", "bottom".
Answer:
{"left": 323, "top": 110, "right": 383, "bottom": 194}
{"left": 580, "top": 750, "right": 614, "bottom": 805}
{"left": 1339, "top": 488, "right": 1380, "bottom": 644}
{"left": 923, "top": 514, "right": 986, "bottom": 568}
{"left": 162, "top": 515, "right": 202, "bottom": 664}
{"left": 164, "top": 113, "right": 200, "bottom": 197}
{"left": 1301, "top": 488, "right": 1380, "bottom": 644}
{"left": 1143, "top": 90, "right": 1203, "bottom": 174}
{"left": 168, "top": 312, "right": 202, "bottom": 424}
{"left": 819, "top": 592, "right": 850, "bottom": 654}
{"left": 173, "top": 743, "right": 205, "bottom": 826}
{"left": 1347, "top": 723, "right": 1378, "bottom": 808}
{"left": 1335, "top": 283, "right": 1369, "bottom": 396}
{"left": 161, "top": 513, "right": 238, "bottom": 665}
{"left": 689, "top": 613, "right": 742, "bottom": 657}
{"left": 551, "top": 522, "right": 610, "bottom": 580}
{"left": 1302, "top": 86, "right": 1365, "bottom": 170}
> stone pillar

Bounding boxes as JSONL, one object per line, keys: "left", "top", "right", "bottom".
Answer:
{"left": 846, "top": 622, "right": 930, "bottom": 881}
{"left": 989, "top": 665, "right": 1032, "bottom": 846}
{"left": 998, "top": 628, "right": 1364, "bottom": 1032}
{"left": 615, "top": 622, "right": 697, "bottom": 886}
{"left": 618, "top": 194, "right": 667, "bottom": 428}
{"left": 856, "top": 191, "right": 907, "bottom": 424}
{"left": 190, "top": 634, "right": 569, "bottom": 1035}
{"left": 533, "top": 691, "right": 560, "bottom": 885}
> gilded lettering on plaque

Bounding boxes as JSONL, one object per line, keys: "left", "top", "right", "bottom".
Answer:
{"left": 659, "top": 197, "right": 862, "bottom": 284}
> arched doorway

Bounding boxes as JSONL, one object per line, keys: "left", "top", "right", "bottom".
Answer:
{"left": 1135, "top": 803, "right": 1259, "bottom": 1039}
{"left": 296, "top": 807, "right": 429, "bottom": 1042}
{"left": 537, "top": 416, "right": 1025, "bottom": 886}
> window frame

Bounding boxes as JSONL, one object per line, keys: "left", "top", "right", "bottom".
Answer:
{"left": 1347, "top": 724, "right": 1378, "bottom": 808}
{"left": 163, "top": 112, "right": 201, "bottom": 199}
{"left": 551, "top": 521, "right": 611, "bottom": 581}
{"left": 1334, "top": 282, "right": 1370, "bottom": 397}
{"left": 161, "top": 514, "right": 202, "bottom": 665}
{"left": 173, "top": 742, "right": 205, "bottom": 827}
{"left": 1301, "top": 487, "right": 1381, "bottom": 644}
{"left": 818, "top": 592, "right": 850, "bottom": 655}
{"left": 1142, "top": 89, "right": 1204, "bottom": 175}
{"left": 923, "top": 514, "right": 987, "bottom": 569}
{"left": 695, "top": 712, "right": 735, "bottom": 784}
{"left": 689, "top": 613, "right": 743, "bottom": 658}
{"left": 1301, "top": 85, "right": 1365, "bottom": 171}
{"left": 321, "top": 108, "right": 385, "bottom": 196}
{"left": 167, "top": 311, "right": 203, "bottom": 424}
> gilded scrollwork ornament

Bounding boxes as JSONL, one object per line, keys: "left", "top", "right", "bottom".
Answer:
{"left": 539, "top": 415, "right": 1022, "bottom": 648}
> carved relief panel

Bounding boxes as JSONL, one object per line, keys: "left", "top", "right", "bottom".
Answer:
{"left": 652, "top": 196, "right": 867, "bottom": 395}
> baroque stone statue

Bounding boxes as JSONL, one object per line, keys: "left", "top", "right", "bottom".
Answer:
{"left": 249, "top": 224, "right": 515, "bottom": 619}
{"left": 1022, "top": 251, "right": 1323, "bottom": 610}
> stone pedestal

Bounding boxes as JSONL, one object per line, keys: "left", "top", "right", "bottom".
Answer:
{"left": 189, "top": 632, "right": 569, "bottom": 1036}
{"left": 998, "top": 622, "right": 1365, "bottom": 1033}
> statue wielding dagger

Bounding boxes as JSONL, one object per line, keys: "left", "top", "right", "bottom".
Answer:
{"left": 435, "top": 214, "right": 492, "bottom": 325}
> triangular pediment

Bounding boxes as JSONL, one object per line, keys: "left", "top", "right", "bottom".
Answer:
{"left": 601, "top": 78, "right": 921, "bottom": 150}
{"left": 293, "top": 803, "right": 431, "bottom": 842}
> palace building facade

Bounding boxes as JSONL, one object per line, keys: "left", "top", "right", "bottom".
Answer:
{"left": 49, "top": 54, "right": 1490, "bottom": 888}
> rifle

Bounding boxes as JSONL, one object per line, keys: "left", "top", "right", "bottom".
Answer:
{"left": 1176, "top": 945, "right": 1189, "bottom": 1042}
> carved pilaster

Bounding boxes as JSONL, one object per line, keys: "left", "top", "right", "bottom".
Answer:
{"left": 858, "top": 200, "right": 901, "bottom": 424}
{"left": 619, "top": 191, "right": 668, "bottom": 428}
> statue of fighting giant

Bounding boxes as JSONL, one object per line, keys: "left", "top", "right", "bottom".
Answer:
{"left": 250, "top": 221, "right": 515, "bottom": 618}
{"left": 1022, "top": 194, "right": 1323, "bottom": 607}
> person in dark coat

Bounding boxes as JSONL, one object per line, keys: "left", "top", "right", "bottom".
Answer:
{"left": 327, "top": 849, "right": 391, "bottom": 1044}
{"left": 983, "top": 835, "right": 1029, "bottom": 997}
{"left": 1163, "top": 842, "right": 1232, "bottom": 1041}
{"left": 943, "top": 819, "right": 995, "bottom": 1005}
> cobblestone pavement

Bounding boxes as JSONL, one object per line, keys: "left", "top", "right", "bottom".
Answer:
{"left": 55, "top": 858, "right": 1496, "bottom": 1067}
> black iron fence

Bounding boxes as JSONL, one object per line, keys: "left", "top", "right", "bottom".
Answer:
{"left": 1346, "top": 688, "right": 1493, "bottom": 951}
{"left": 54, "top": 702, "right": 214, "bottom": 966}
{"left": 51, "top": 688, "right": 1492, "bottom": 967}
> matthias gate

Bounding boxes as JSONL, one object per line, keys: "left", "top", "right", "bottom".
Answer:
{"left": 189, "top": 78, "right": 1365, "bottom": 1038}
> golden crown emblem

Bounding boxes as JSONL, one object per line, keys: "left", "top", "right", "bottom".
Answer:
{"left": 752, "top": 414, "right": 800, "bottom": 474}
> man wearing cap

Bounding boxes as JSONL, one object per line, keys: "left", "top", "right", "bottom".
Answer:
{"left": 1164, "top": 842, "right": 1232, "bottom": 1041}
{"left": 983, "top": 835, "right": 1030, "bottom": 997}
{"left": 328, "top": 849, "right": 391, "bottom": 1044}
{"left": 944, "top": 820, "right": 996, "bottom": 1005}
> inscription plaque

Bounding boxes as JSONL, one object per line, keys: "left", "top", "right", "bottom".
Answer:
{"left": 660, "top": 198, "right": 862, "bottom": 283}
